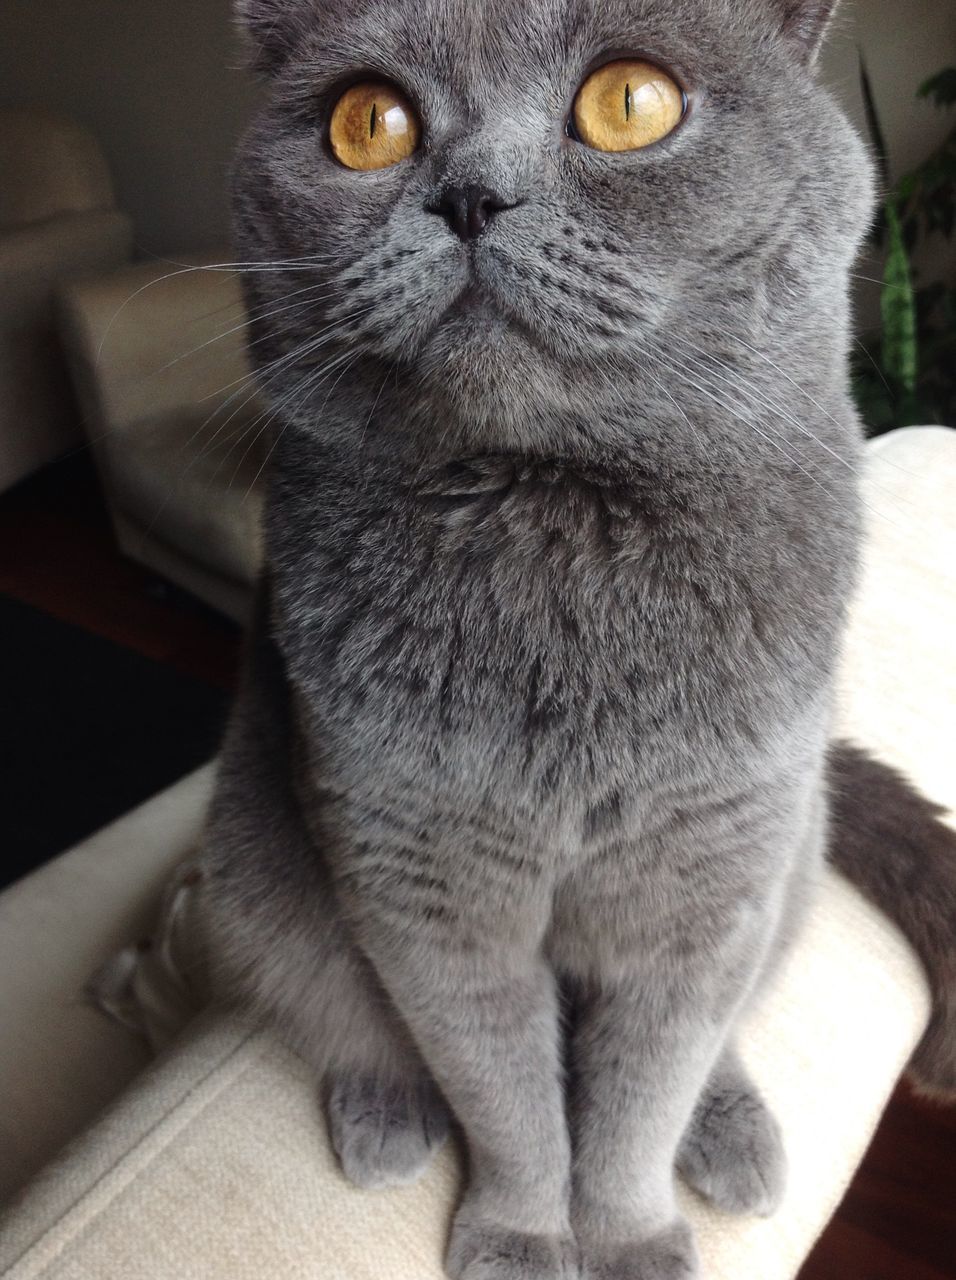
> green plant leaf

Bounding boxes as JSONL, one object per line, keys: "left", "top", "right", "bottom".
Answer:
{"left": 919, "top": 68, "right": 956, "bottom": 106}
{"left": 852, "top": 65, "right": 956, "bottom": 435}
{"left": 880, "top": 201, "right": 919, "bottom": 398}
{"left": 897, "top": 171, "right": 919, "bottom": 201}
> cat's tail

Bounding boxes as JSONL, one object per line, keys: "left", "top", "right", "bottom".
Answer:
{"left": 826, "top": 741, "right": 956, "bottom": 1099}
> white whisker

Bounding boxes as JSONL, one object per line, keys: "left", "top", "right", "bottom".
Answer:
{"left": 224, "top": 347, "right": 358, "bottom": 488}
{"left": 151, "top": 283, "right": 338, "bottom": 376}
{"left": 645, "top": 346, "right": 842, "bottom": 503}
{"left": 96, "top": 253, "right": 349, "bottom": 364}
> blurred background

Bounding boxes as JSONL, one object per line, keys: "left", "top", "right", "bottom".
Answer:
{"left": 0, "top": 2, "right": 953, "bottom": 1275}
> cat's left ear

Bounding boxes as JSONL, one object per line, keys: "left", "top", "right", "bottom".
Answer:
{"left": 772, "top": 0, "right": 840, "bottom": 64}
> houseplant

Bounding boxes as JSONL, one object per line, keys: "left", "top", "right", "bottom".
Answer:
{"left": 853, "top": 67, "right": 956, "bottom": 435}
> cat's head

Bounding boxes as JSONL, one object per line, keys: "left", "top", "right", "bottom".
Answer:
{"left": 232, "top": 0, "right": 874, "bottom": 461}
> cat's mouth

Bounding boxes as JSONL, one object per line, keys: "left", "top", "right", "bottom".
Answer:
{"left": 442, "top": 281, "right": 539, "bottom": 348}
{"left": 446, "top": 284, "right": 503, "bottom": 320}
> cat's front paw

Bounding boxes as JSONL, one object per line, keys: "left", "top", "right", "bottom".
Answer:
{"left": 578, "top": 1220, "right": 698, "bottom": 1280}
{"left": 327, "top": 1072, "right": 449, "bottom": 1190}
{"left": 447, "top": 1210, "right": 579, "bottom": 1280}
{"left": 677, "top": 1079, "right": 786, "bottom": 1217}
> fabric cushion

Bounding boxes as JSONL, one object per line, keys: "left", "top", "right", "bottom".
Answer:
{"left": 0, "top": 211, "right": 132, "bottom": 492}
{"left": 57, "top": 256, "right": 264, "bottom": 601}
{"left": 0, "top": 107, "right": 130, "bottom": 490}
{"left": 0, "top": 109, "right": 117, "bottom": 234}
{"left": 103, "top": 405, "right": 265, "bottom": 588}
{"left": 835, "top": 425, "right": 955, "bottom": 811}
{"left": 0, "top": 884, "right": 929, "bottom": 1280}
{"left": 0, "top": 767, "right": 215, "bottom": 1204}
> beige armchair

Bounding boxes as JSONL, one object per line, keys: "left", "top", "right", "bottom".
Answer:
{"left": 58, "top": 257, "right": 265, "bottom": 623}
{"left": 0, "top": 107, "right": 132, "bottom": 492}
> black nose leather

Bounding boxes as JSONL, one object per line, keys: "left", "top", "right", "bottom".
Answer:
{"left": 427, "top": 185, "right": 513, "bottom": 242}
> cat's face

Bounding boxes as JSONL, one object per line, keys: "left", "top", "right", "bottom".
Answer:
{"left": 233, "top": 0, "right": 873, "bottom": 455}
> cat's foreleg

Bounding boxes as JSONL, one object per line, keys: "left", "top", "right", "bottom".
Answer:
{"left": 567, "top": 972, "right": 719, "bottom": 1279}
{"left": 206, "top": 774, "right": 451, "bottom": 1189}
{"left": 343, "top": 831, "right": 577, "bottom": 1280}
{"left": 202, "top": 603, "right": 450, "bottom": 1190}
{"left": 560, "top": 881, "right": 774, "bottom": 1278}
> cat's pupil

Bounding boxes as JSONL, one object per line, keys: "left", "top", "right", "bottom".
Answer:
{"left": 624, "top": 82, "right": 631, "bottom": 121}
{"left": 370, "top": 104, "right": 377, "bottom": 139}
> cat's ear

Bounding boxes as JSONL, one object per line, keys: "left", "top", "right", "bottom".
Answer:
{"left": 234, "top": 0, "right": 309, "bottom": 74}
{"left": 772, "top": 0, "right": 840, "bottom": 64}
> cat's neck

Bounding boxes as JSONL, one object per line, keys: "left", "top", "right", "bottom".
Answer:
{"left": 272, "top": 367, "right": 860, "bottom": 524}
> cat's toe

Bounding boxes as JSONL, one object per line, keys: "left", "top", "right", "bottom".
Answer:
{"left": 327, "top": 1072, "right": 449, "bottom": 1190}
{"left": 677, "top": 1080, "right": 786, "bottom": 1217}
{"left": 448, "top": 1212, "right": 579, "bottom": 1280}
{"left": 579, "top": 1219, "right": 698, "bottom": 1280}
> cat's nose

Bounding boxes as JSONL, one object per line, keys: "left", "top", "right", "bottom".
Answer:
{"left": 426, "top": 185, "right": 515, "bottom": 242}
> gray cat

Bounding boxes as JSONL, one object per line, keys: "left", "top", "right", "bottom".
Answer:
{"left": 200, "top": 2, "right": 956, "bottom": 1277}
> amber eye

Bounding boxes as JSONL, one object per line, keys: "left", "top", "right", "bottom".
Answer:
{"left": 329, "top": 81, "right": 421, "bottom": 171}
{"left": 572, "top": 60, "right": 685, "bottom": 152}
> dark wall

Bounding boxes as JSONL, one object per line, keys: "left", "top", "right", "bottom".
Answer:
{"left": 0, "top": 0, "right": 261, "bottom": 257}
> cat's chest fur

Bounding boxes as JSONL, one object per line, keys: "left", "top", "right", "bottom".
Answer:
{"left": 268, "top": 447, "right": 852, "bottom": 801}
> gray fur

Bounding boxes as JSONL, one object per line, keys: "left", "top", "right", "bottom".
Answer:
{"left": 676, "top": 1047, "right": 785, "bottom": 1217}
{"left": 827, "top": 744, "right": 956, "bottom": 1099}
{"left": 327, "top": 1071, "right": 450, "bottom": 1189}
{"left": 198, "top": 2, "right": 954, "bottom": 1277}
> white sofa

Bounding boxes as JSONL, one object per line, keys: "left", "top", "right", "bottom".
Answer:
{"left": 0, "top": 426, "right": 952, "bottom": 1279}
{"left": 0, "top": 108, "right": 132, "bottom": 493}
{"left": 58, "top": 258, "right": 265, "bottom": 624}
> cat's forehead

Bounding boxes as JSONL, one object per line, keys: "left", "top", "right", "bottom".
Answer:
{"left": 305, "top": 0, "right": 742, "bottom": 88}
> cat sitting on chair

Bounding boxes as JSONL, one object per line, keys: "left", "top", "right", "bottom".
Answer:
{"left": 199, "top": 2, "right": 956, "bottom": 1276}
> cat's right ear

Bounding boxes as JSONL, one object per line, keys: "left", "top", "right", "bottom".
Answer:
{"left": 772, "top": 0, "right": 841, "bottom": 64}
{"left": 234, "top": 0, "right": 306, "bottom": 74}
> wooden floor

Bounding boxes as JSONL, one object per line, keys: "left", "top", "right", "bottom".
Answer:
{"left": 802, "top": 1082, "right": 956, "bottom": 1279}
{"left": 1, "top": 456, "right": 954, "bottom": 1278}
{"left": 0, "top": 455, "right": 240, "bottom": 689}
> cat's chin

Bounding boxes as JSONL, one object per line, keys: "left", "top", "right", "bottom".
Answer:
{"left": 416, "top": 315, "right": 573, "bottom": 438}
